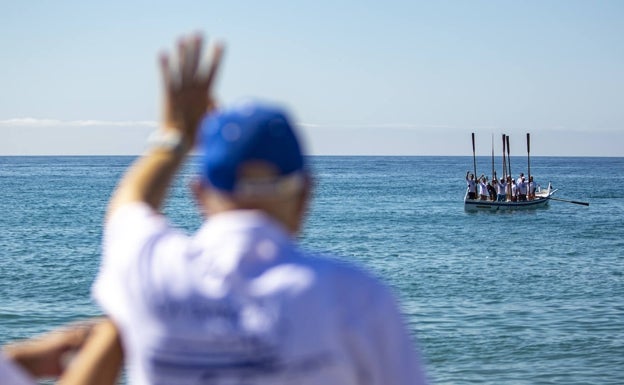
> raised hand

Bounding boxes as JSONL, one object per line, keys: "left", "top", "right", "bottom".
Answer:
{"left": 159, "top": 34, "right": 224, "bottom": 150}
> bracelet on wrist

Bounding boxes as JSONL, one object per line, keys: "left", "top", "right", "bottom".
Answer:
{"left": 147, "top": 130, "right": 189, "bottom": 155}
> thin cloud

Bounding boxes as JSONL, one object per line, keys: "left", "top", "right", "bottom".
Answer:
{"left": 4, "top": 119, "right": 461, "bottom": 131}
{"left": 299, "top": 122, "right": 622, "bottom": 133}
{"left": 2, "top": 118, "right": 616, "bottom": 134}
{"left": 299, "top": 122, "right": 503, "bottom": 131}
{"left": 299, "top": 122, "right": 460, "bottom": 129}
{"left": 0, "top": 118, "right": 157, "bottom": 128}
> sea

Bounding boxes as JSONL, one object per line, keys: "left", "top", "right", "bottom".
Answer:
{"left": 1, "top": 155, "right": 623, "bottom": 385}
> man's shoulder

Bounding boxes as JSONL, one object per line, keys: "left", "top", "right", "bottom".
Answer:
{"left": 108, "top": 202, "right": 162, "bottom": 226}
{"left": 105, "top": 202, "right": 187, "bottom": 244}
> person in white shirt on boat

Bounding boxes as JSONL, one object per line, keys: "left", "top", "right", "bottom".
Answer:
{"left": 517, "top": 176, "right": 528, "bottom": 201}
{"left": 496, "top": 177, "right": 508, "bottom": 202}
{"left": 487, "top": 179, "right": 497, "bottom": 201}
{"left": 465, "top": 171, "right": 477, "bottom": 200}
{"left": 92, "top": 33, "right": 429, "bottom": 385}
{"left": 510, "top": 178, "right": 517, "bottom": 202}
{"left": 528, "top": 176, "right": 536, "bottom": 200}
{"left": 478, "top": 175, "right": 488, "bottom": 200}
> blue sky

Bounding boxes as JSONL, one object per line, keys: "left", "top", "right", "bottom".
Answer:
{"left": 1, "top": 1, "right": 623, "bottom": 156}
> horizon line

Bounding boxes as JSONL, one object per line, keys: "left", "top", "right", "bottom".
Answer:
{"left": 1, "top": 117, "right": 621, "bottom": 133}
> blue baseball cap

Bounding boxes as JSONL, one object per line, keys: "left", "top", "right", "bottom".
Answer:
{"left": 198, "top": 101, "right": 306, "bottom": 195}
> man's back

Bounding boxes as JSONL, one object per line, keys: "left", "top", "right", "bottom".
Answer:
{"left": 95, "top": 205, "right": 427, "bottom": 385}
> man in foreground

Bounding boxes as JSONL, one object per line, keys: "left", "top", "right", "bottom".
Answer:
{"left": 93, "top": 33, "right": 428, "bottom": 384}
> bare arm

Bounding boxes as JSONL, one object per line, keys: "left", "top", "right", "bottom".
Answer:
{"left": 2, "top": 318, "right": 122, "bottom": 385}
{"left": 58, "top": 320, "right": 123, "bottom": 385}
{"left": 106, "top": 34, "right": 224, "bottom": 220}
{"left": 3, "top": 321, "right": 92, "bottom": 379}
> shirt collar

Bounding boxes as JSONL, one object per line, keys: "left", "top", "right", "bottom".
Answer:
{"left": 192, "top": 210, "right": 297, "bottom": 278}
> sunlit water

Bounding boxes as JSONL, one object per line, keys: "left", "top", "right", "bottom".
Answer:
{"left": 1, "top": 156, "right": 622, "bottom": 384}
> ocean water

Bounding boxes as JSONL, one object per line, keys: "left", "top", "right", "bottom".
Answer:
{"left": 1, "top": 155, "right": 622, "bottom": 384}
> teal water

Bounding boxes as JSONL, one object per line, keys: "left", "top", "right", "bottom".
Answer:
{"left": 1, "top": 156, "right": 623, "bottom": 384}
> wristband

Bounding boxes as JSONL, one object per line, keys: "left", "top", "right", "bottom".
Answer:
{"left": 147, "top": 130, "right": 187, "bottom": 155}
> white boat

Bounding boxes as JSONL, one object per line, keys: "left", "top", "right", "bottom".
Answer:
{"left": 466, "top": 133, "right": 587, "bottom": 211}
{"left": 464, "top": 183, "right": 555, "bottom": 212}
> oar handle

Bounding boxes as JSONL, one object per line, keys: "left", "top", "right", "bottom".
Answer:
{"left": 472, "top": 133, "right": 475, "bottom": 153}
{"left": 506, "top": 135, "right": 511, "bottom": 177}
{"left": 526, "top": 133, "right": 531, "bottom": 197}
{"left": 471, "top": 133, "right": 477, "bottom": 178}
{"left": 502, "top": 134, "right": 507, "bottom": 179}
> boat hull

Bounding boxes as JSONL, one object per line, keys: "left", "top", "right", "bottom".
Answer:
{"left": 464, "top": 197, "right": 550, "bottom": 211}
{"left": 464, "top": 188, "right": 551, "bottom": 212}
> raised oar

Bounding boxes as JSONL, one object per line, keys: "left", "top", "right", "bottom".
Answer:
{"left": 506, "top": 135, "right": 512, "bottom": 201}
{"left": 472, "top": 132, "right": 477, "bottom": 178}
{"left": 491, "top": 133, "right": 495, "bottom": 179}
{"left": 527, "top": 133, "right": 531, "bottom": 198}
{"left": 502, "top": 134, "right": 507, "bottom": 180}
{"left": 550, "top": 197, "right": 590, "bottom": 206}
{"left": 506, "top": 135, "right": 511, "bottom": 179}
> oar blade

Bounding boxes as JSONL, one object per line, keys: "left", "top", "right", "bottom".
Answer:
{"left": 550, "top": 197, "right": 590, "bottom": 206}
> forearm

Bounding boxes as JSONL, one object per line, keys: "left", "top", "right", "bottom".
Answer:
{"left": 58, "top": 320, "right": 123, "bottom": 385}
{"left": 106, "top": 35, "right": 222, "bottom": 221}
{"left": 2, "top": 320, "right": 94, "bottom": 381}
{"left": 107, "top": 148, "right": 188, "bottom": 220}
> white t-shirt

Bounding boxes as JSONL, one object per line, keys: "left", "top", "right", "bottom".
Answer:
{"left": 478, "top": 181, "right": 488, "bottom": 196}
{"left": 517, "top": 180, "right": 527, "bottom": 195}
{"left": 0, "top": 353, "right": 35, "bottom": 385}
{"left": 465, "top": 177, "right": 476, "bottom": 193}
{"left": 497, "top": 181, "right": 507, "bottom": 195}
{"left": 93, "top": 204, "right": 428, "bottom": 385}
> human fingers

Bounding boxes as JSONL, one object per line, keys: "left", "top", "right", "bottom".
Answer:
{"left": 178, "top": 34, "right": 203, "bottom": 85}
{"left": 203, "top": 43, "right": 224, "bottom": 89}
{"left": 177, "top": 38, "right": 187, "bottom": 87}
{"left": 186, "top": 34, "right": 203, "bottom": 81}
{"left": 159, "top": 52, "right": 174, "bottom": 93}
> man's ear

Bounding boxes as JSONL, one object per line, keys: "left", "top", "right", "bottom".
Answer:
{"left": 189, "top": 178, "right": 208, "bottom": 216}
{"left": 190, "top": 178, "right": 201, "bottom": 202}
{"left": 294, "top": 173, "right": 313, "bottom": 234}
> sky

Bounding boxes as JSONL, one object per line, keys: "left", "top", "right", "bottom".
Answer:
{"left": 1, "top": 1, "right": 623, "bottom": 156}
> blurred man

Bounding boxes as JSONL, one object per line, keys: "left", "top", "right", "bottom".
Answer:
{"left": 93, "top": 33, "right": 428, "bottom": 385}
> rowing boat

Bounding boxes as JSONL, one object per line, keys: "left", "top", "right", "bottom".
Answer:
{"left": 464, "top": 183, "right": 556, "bottom": 212}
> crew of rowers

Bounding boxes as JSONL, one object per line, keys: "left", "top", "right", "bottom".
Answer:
{"left": 465, "top": 171, "right": 538, "bottom": 201}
